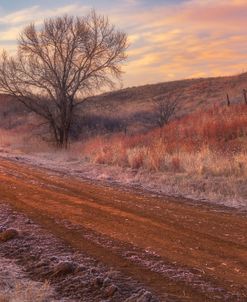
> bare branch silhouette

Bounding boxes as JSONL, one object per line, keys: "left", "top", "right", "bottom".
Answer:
{"left": 0, "top": 11, "right": 128, "bottom": 147}
{"left": 152, "top": 91, "right": 182, "bottom": 128}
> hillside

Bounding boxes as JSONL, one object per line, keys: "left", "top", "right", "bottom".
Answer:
{"left": 83, "top": 72, "right": 247, "bottom": 132}
{"left": 0, "top": 72, "right": 247, "bottom": 302}
{"left": 1, "top": 72, "right": 247, "bottom": 136}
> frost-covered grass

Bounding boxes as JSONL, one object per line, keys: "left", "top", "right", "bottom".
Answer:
{"left": 0, "top": 148, "right": 246, "bottom": 210}
{"left": 0, "top": 128, "right": 50, "bottom": 154}
{"left": 0, "top": 283, "right": 51, "bottom": 302}
{"left": 0, "top": 257, "right": 54, "bottom": 302}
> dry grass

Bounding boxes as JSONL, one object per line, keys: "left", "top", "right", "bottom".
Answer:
{"left": 0, "top": 281, "right": 53, "bottom": 302}
{"left": 0, "top": 127, "right": 52, "bottom": 154}
{"left": 82, "top": 104, "right": 247, "bottom": 177}
{"left": 74, "top": 104, "right": 247, "bottom": 207}
{"left": 0, "top": 257, "right": 55, "bottom": 302}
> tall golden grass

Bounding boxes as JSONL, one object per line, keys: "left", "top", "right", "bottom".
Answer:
{"left": 82, "top": 104, "right": 247, "bottom": 177}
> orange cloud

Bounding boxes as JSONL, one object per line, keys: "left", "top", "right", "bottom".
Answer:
{"left": 1, "top": 1, "right": 247, "bottom": 87}
{"left": 118, "top": 0, "right": 247, "bottom": 86}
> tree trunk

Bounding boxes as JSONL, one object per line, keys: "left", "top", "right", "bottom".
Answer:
{"left": 243, "top": 89, "right": 247, "bottom": 105}
{"left": 53, "top": 95, "right": 73, "bottom": 149}
{"left": 226, "top": 94, "right": 230, "bottom": 106}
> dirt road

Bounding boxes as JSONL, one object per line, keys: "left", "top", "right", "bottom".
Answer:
{"left": 0, "top": 157, "right": 246, "bottom": 301}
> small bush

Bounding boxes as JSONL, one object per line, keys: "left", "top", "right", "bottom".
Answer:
{"left": 127, "top": 147, "right": 147, "bottom": 169}
{"left": 171, "top": 157, "right": 181, "bottom": 172}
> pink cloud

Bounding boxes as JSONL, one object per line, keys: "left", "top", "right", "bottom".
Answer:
{"left": 120, "top": 0, "right": 247, "bottom": 86}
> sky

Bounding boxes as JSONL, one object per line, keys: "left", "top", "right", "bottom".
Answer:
{"left": 0, "top": 0, "right": 247, "bottom": 87}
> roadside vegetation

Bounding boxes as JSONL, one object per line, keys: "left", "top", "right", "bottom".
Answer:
{"left": 0, "top": 101, "right": 246, "bottom": 208}
{"left": 0, "top": 282, "right": 52, "bottom": 302}
{"left": 82, "top": 103, "right": 247, "bottom": 177}
{"left": 0, "top": 257, "right": 53, "bottom": 302}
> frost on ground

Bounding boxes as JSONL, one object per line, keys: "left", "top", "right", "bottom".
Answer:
{"left": 0, "top": 151, "right": 246, "bottom": 301}
{"left": 0, "top": 204, "right": 160, "bottom": 302}
{"left": 0, "top": 148, "right": 246, "bottom": 211}
{"left": 0, "top": 257, "right": 55, "bottom": 302}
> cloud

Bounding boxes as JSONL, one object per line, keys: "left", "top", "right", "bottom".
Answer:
{"left": 120, "top": 0, "right": 247, "bottom": 86}
{"left": 0, "top": 4, "right": 89, "bottom": 52}
{"left": 1, "top": 0, "right": 247, "bottom": 86}
{"left": 0, "top": 26, "right": 22, "bottom": 41}
{"left": 0, "top": 6, "right": 40, "bottom": 25}
{"left": 0, "top": 4, "right": 89, "bottom": 25}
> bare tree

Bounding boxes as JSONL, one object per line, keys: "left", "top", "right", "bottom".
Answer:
{"left": 152, "top": 91, "right": 181, "bottom": 128}
{"left": 0, "top": 11, "right": 128, "bottom": 147}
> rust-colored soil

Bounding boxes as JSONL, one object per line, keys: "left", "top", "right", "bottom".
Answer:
{"left": 0, "top": 157, "right": 246, "bottom": 301}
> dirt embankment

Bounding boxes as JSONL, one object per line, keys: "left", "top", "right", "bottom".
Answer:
{"left": 0, "top": 157, "right": 247, "bottom": 301}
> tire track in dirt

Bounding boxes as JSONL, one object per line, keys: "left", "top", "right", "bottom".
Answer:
{"left": 0, "top": 157, "right": 247, "bottom": 301}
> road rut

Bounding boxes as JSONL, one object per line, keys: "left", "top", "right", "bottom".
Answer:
{"left": 0, "top": 157, "right": 246, "bottom": 301}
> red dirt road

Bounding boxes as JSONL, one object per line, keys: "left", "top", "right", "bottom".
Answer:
{"left": 0, "top": 157, "right": 247, "bottom": 301}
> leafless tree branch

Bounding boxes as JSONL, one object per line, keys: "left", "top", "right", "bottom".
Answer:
{"left": 0, "top": 11, "right": 128, "bottom": 147}
{"left": 152, "top": 91, "right": 182, "bottom": 128}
